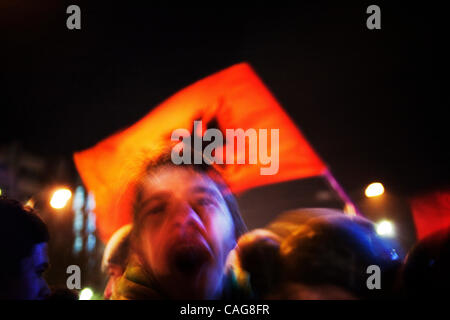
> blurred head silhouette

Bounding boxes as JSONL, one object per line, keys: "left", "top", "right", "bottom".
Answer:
{"left": 0, "top": 197, "right": 51, "bottom": 300}
{"left": 401, "top": 226, "right": 450, "bottom": 299}
{"left": 234, "top": 209, "right": 402, "bottom": 299}
{"left": 102, "top": 224, "right": 132, "bottom": 299}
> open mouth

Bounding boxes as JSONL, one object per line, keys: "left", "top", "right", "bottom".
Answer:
{"left": 171, "top": 244, "right": 212, "bottom": 275}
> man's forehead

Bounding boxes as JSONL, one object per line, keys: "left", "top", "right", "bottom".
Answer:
{"left": 145, "top": 165, "right": 206, "bottom": 181}
{"left": 142, "top": 166, "right": 222, "bottom": 196}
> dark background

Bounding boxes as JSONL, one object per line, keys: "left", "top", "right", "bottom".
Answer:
{"left": 0, "top": 2, "right": 447, "bottom": 198}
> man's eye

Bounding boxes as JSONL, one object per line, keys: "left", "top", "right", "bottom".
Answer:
{"left": 147, "top": 203, "right": 167, "bottom": 214}
{"left": 197, "top": 198, "right": 215, "bottom": 207}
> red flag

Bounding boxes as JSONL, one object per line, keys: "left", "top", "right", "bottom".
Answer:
{"left": 74, "top": 63, "right": 327, "bottom": 241}
{"left": 410, "top": 190, "right": 450, "bottom": 240}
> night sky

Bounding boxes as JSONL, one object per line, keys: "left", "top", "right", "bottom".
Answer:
{"left": 0, "top": 2, "right": 447, "bottom": 197}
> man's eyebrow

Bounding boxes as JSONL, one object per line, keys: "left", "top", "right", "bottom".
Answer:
{"left": 191, "top": 186, "right": 222, "bottom": 198}
{"left": 140, "top": 191, "right": 171, "bottom": 208}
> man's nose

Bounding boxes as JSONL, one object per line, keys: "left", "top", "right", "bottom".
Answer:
{"left": 104, "top": 277, "right": 114, "bottom": 300}
{"left": 174, "top": 201, "right": 206, "bottom": 232}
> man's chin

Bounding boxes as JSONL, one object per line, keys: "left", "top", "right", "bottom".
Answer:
{"left": 163, "top": 262, "right": 223, "bottom": 300}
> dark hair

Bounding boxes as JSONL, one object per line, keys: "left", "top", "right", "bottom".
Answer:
{"left": 279, "top": 215, "right": 401, "bottom": 299}
{"left": 400, "top": 226, "right": 450, "bottom": 299}
{"left": 131, "top": 150, "right": 247, "bottom": 241}
{"left": 0, "top": 196, "right": 50, "bottom": 277}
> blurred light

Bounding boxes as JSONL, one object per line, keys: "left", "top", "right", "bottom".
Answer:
{"left": 25, "top": 198, "right": 35, "bottom": 208}
{"left": 87, "top": 210, "right": 96, "bottom": 233}
{"left": 73, "top": 212, "right": 84, "bottom": 232}
{"left": 365, "top": 182, "right": 385, "bottom": 198}
{"left": 86, "top": 192, "right": 96, "bottom": 211}
{"left": 0, "top": 188, "right": 2, "bottom": 196}
{"left": 390, "top": 248, "right": 400, "bottom": 261}
{"left": 50, "top": 188, "right": 72, "bottom": 209}
{"left": 79, "top": 288, "right": 93, "bottom": 300}
{"left": 86, "top": 234, "right": 96, "bottom": 252}
{"left": 72, "top": 186, "right": 85, "bottom": 211}
{"left": 73, "top": 235, "right": 83, "bottom": 254}
{"left": 376, "top": 220, "right": 395, "bottom": 237}
{"left": 343, "top": 202, "right": 357, "bottom": 216}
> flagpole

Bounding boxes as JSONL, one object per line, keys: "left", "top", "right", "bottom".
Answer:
{"left": 323, "top": 169, "right": 362, "bottom": 216}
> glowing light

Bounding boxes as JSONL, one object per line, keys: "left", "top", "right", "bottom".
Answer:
{"left": 79, "top": 288, "right": 93, "bottom": 300}
{"left": 25, "top": 198, "right": 35, "bottom": 208}
{"left": 376, "top": 220, "right": 395, "bottom": 237}
{"left": 72, "top": 186, "right": 85, "bottom": 211}
{"left": 50, "top": 188, "right": 72, "bottom": 209}
{"left": 0, "top": 188, "right": 2, "bottom": 196}
{"left": 86, "top": 234, "right": 96, "bottom": 252}
{"left": 365, "top": 182, "right": 385, "bottom": 198}
{"left": 343, "top": 203, "right": 357, "bottom": 216}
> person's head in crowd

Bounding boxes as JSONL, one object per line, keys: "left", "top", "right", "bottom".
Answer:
{"left": 234, "top": 209, "right": 402, "bottom": 299}
{"left": 400, "top": 226, "right": 450, "bottom": 299}
{"left": 0, "top": 197, "right": 51, "bottom": 300}
{"left": 277, "top": 213, "right": 402, "bottom": 299}
{"left": 266, "top": 208, "right": 343, "bottom": 240}
{"left": 101, "top": 224, "right": 132, "bottom": 299}
{"left": 122, "top": 151, "right": 247, "bottom": 299}
{"left": 229, "top": 229, "right": 282, "bottom": 298}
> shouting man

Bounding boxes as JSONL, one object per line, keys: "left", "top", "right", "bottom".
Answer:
{"left": 112, "top": 152, "right": 249, "bottom": 299}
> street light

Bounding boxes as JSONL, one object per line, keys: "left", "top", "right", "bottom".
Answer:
{"left": 376, "top": 220, "right": 395, "bottom": 237}
{"left": 365, "top": 182, "right": 385, "bottom": 198}
{"left": 79, "top": 287, "right": 94, "bottom": 300}
{"left": 50, "top": 188, "right": 72, "bottom": 209}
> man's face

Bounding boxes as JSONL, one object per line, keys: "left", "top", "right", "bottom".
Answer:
{"left": 12, "top": 242, "right": 50, "bottom": 300}
{"left": 135, "top": 166, "right": 236, "bottom": 299}
{"left": 103, "top": 264, "right": 124, "bottom": 300}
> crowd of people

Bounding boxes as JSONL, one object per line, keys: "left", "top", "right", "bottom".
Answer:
{"left": 1, "top": 151, "right": 449, "bottom": 300}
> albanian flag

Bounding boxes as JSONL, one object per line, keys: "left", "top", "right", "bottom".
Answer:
{"left": 74, "top": 63, "right": 327, "bottom": 242}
